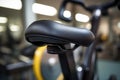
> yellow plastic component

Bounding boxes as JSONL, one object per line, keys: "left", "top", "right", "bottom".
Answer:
{"left": 57, "top": 73, "right": 64, "bottom": 80}
{"left": 33, "top": 46, "right": 47, "bottom": 80}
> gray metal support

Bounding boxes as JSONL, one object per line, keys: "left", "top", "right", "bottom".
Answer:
{"left": 22, "top": 0, "right": 36, "bottom": 28}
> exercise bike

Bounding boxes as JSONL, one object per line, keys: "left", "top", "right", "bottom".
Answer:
{"left": 25, "top": 0, "right": 119, "bottom": 80}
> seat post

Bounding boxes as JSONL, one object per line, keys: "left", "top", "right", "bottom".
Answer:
{"left": 58, "top": 44, "right": 78, "bottom": 80}
{"left": 47, "top": 44, "right": 78, "bottom": 80}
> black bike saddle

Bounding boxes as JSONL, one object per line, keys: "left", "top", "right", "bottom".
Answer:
{"left": 25, "top": 20, "right": 94, "bottom": 46}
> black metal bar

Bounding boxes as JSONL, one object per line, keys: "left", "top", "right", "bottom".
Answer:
{"left": 82, "top": 9, "right": 101, "bottom": 80}
{"left": 101, "top": 0, "right": 118, "bottom": 11}
{"left": 58, "top": 0, "right": 71, "bottom": 22}
{"left": 58, "top": 44, "right": 78, "bottom": 80}
{"left": 58, "top": 54, "right": 71, "bottom": 80}
{"left": 90, "top": 9, "right": 101, "bottom": 35}
{"left": 7, "top": 60, "right": 33, "bottom": 73}
{"left": 84, "top": 9, "right": 101, "bottom": 66}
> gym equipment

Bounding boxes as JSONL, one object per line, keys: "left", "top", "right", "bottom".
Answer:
{"left": 25, "top": 0, "right": 119, "bottom": 80}
{"left": 58, "top": 0, "right": 119, "bottom": 79}
{"left": 26, "top": 20, "right": 94, "bottom": 80}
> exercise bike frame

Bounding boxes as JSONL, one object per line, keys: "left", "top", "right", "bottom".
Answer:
{"left": 25, "top": 0, "right": 119, "bottom": 80}
{"left": 56, "top": 0, "right": 119, "bottom": 80}
{"left": 54, "top": 9, "right": 101, "bottom": 80}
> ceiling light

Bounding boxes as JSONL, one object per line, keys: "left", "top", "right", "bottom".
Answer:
{"left": 32, "top": 3, "right": 57, "bottom": 16}
{"left": 55, "top": 20, "right": 63, "bottom": 24}
{"left": 0, "top": 17, "right": 8, "bottom": 23}
{"left": 0, "top": 0, "right": 22, "bottom": 10}
{"left": 10, "top": 24, "right": 20, "bottom": 32}
{"left": 63, "top": 10, "right": 71, "bottom": 18}
{"left": 0, "top": 26, "right": 5, "bottom": 32}
{"left": 86, "top": 23, "right": 91, "bottom": 30}
{"left": 118, "top": 22, "right": 120, "bottom": 28}
{"left": 75, "top": 13, "right": 89, "bottom": 22}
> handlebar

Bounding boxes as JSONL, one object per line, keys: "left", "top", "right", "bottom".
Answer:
{"left": 58, "top": 0, "right": 85, "bottom": 22}
{"left": 58, "top": 0, "right": 119, "bottom": 22}
{"left": 58, "top": 0, "right": 71, "bottom": 22}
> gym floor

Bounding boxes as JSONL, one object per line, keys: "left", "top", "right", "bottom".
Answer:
{"left": 98, "top": 59, "right": 120, "bottom": 80}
